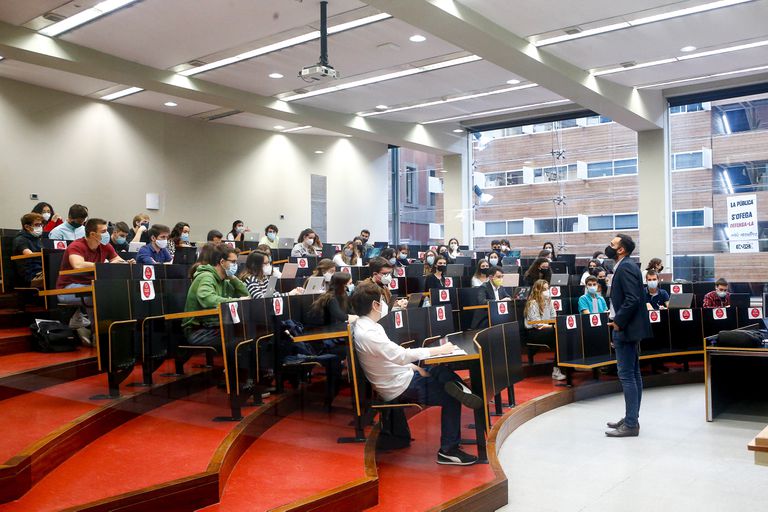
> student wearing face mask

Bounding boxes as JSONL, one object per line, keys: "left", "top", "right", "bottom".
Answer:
{"left": 396, "top": 244, "right": 410, "bottom": 266}
{"left": 292, "top": 228, "right": 318, "bottom": 257}
{"left": 334, "top": 240, "right": 363, "bottom": 267}
{"left": 523, "top": 257, "right": 551, "bottom": 286}
{"left": 304, "top": 259, "right": 336, "bottom": 292}
{"left": 471, "top": 260, "right": 491, "bottom": 287}
{"left": 523, "top": 279, "right": 564, "bottom": 381}
{"left": 595, "top": 268, "right": 609, "bottom": 297}
{"left": 310, "top": 272, "right": 359, "bottom": 325}
{"left": 135, "top": 225, "right": 173, "bottom": 265}
{"left": 240, "top": 251, "right": 302, "bottom": 299}
{"left": 642, "top": 258, "right": 664, "bottom": 280}
{"left": 12, "top": 213, "right": 45, "bottom": 287}
{"left": 447, "top": 238, "right": 462, "bottom": 261}
{"left": 361, "top": 257, "right": 408, "bottom": 309}
{"left": 579, "top": 276, "right": 608, "bottom": 314}
{"left": 482, "top": 267, "right": 511, "bottom": 302}
{"left": 437, "top": 245, "right": 451, "bottom": 264}
{"left": 128, "top": 214, "right": 151, "bottom": 244}
{"left": 259, "top": 224, "right": 280, "bottom": 249}
{"left": 351, "top": 280, "right": 483, "bottom": 466}
{"left": 49, "top": 204, "right": 88, "bottom": 241}
{"left": 32, "top": 202, "right": 63, "bottom": 233}
{"left": 422, "top": 250, "right": 438, "bottom": 276}
{"left": 499, "top": 239, "right": 511, "bottom": 256}
{"left": 592, "top": 250, "right": 613, "bottom": 273}
{"left": 182, "top": 245, "right": 248, "bottom": 348}
{"left": 489, "top": 240, "right": 502, "bottom": 258}
{"left": 702, "top": 278, "right": 731, "bottom": 308}
{"left": 109, "top": 222, "right": 131, "bottom": 253}
{"left": 542, "top": 241, "right": 557, "bottom": 260}
{"left": 425, "top": 255, "right": 449, "bottom": 290}
{"left": 580, "top": 259, "right": 600, "bottom": 285}
{"left": 487, "top": 252, "right": 501, "bottom": 268}
{"left": 168, "top": 222, "right": 191, "bottom": 259}
{"left": 644, "top": 270, "right": 669, "bottom": 310}
{"left": 57, "top": 218, "right": 128, "bottom": 343}
{"left": 225, "top": 220, "right": 249, "bottom": 242}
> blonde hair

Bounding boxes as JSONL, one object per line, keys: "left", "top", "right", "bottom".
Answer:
{"left": 524, "top": 279, "right": 550, "bottom": 318}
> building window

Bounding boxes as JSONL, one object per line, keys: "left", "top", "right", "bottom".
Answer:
{"left": 507, "top": 220, "right": 524, "bottom": 235}
{"left": 588, "top": 213, "right": 639, "bottom": 231}
{"left": 673, "top": 210, "right": 705, "bottom": 228}
{"left": 405, "top": 166, "right": 415, "bottom": 204}
{"left": 615, "top": 213, "right": 639, "bottom": 230}
{"left": 614, "top": 158, "right": 638, "bottom": 175}
{"left": 485, "top": 221, "right": 507, "bottom": 236}
{"left": 587, "top": 159, "right": 638, "bottom": 178}
{"left": 534, "top": 218, "right": 557, "bottom": 234}
{"left": 559, "top": 217, "right": 579, "bottom": 232}
{"left": 672, "top": 151, "right": 704, "bottom": 170}
{"left": 589, "top": 215, "right": 614, "bottom": 231}
{"left": 587, "top": 161, "right": 613, "bottom": 178}
{"left": 670, "top": 103, "right": 705, "bottom": 114}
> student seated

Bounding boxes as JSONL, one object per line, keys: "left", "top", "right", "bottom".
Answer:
{"left": 471, "top": 260, "right": 490, "bottom": 287}
{"left": 486, "top": 251, "right": 500, "bottom": 267}
{"left": 109, "top": 221, "right": 131, "bottom": 252}
{"left": 135, "top": 224, "right": 173, "bottom": 265}
{"left": 304, "top": 259, "right": 336, "bottom": 293}
{"left": 56, "top": 218, "right": 127, "bottom": 342}
{"left": 12, "top": 213, "right": 44, "bottom": 288}
{"left": 395, "top": 244, "right": 410, "bottom": 266}
{"left": 645, "top": 270, "right": 669, "bottom": 310}
{"left": 703, "top": 278, "right": 730, "bottom": 308}
{"left": 596, "top": 267, "right": 609, "bottom": 296}
{"left": 168, "top": 222, "right": 191, "bottom": 258}
{"left": 49, "top": 204, "right": 88, "bottom": 241}
{"left": 240, "top": 251, "right": 301, "bottom": 299}
{"left": 351, "top": 280, "right": 483, "bottom": 466}
{"left": 380, "top": 247, "right": 397, "bottom": 268}
{"left": 360, "top": 256, "right": 408, "bottom": 309}
{"left": 32, "top": 201, "right": 63, "bottom": 233}
{"left": 188, "top": 243, "right": 217, "bottom": 278}
{"left": 437, "top": 245, "right": 452, "bottom": 264}
{"left": 524, "top": 279, "right": 565, "bottom": 381}
{"left": 422, "top": 250, "right": 438, "bottom": 276}
{"left": 643, "top": 257, "right": 664, "bottom": 280}
{"left": 482, "top": 266, "right": 511, "bottom": 302}
{"left": 424, "top": 255, "right": 449, "bottom": 289}
{"left": 182, "top": 245, "right": 248, "bottom": 347}
{"left": 310, "top": 272, "right": 358, "bottom": 325}
{"left": 207, "top": 230, "right": 223, "bottom": 245}
{"left": 256, "top": 244, "right": 282, "bottom": 278}
{"left": 523, "top": 257, "right": 551, "bottom": 286}
{"left": 292, "top": 228, "right": 318, "bottom": 257}
{"left": 333, "top": 240, "right": 362, "bottom": 268}
{"left": 260, "top": 224, "right": 280, "bottom": 249}
{"left": 542, "top": 241, "right": 557, "bottom": 260}
{"left": 226, "top": 219, "right": 249, "bottom": 241}
{"left": 128, "top": 213, "right": 150, "bottom": 244}
{"left": 447, "top": 237, "right": 462, "bottom": 261}
{"left": 359, "top": 229, "right": 373, "bottom": 250}
{"left": 579, "top": 276, "right": 608, "bottom": 314}
{"left": 580, "top": 259, "right": 599, "bottom": 285}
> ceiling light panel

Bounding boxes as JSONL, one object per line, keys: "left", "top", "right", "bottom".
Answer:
{"left": 40, "top": 0, "right": 140, "bottom": 37}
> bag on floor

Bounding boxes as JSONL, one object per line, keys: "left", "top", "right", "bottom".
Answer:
{"left": 377, "top": 407, "right": 412, "bottom": 450}
{"left": 30, "top": 320, "right": 78, "bottom": 352}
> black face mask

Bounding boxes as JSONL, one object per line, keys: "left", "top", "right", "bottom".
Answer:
{"left": 604, "top": 245, "right": 618, "bottom": 260}
{"left": 540, "top": 268, "right": 551, "bottom": 278}
{"left": 598, "top": 278, "right": 608, "bottom": 288}
{"left": 436, "top": 265, "right": 447, "bottom": 272}
{"left": 70, "top": 221, "right": 82, "bottom": 229}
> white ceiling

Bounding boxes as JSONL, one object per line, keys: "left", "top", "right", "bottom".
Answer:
{"left": 0, "top": 0, "right": 766, "bottom": 139}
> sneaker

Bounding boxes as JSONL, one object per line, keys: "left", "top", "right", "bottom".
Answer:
{"left": 69, "top": 310, "right": 91, "bottom": 329}
{"left": 76, "top": 327, "right": 93, "bottom": 347}
{"left": 551, "top": 367, "right": 566, "bottom": 381}
{"left": 437, "top": 447, "right": 478, "bottom": 466}
{"left": 444, "top": 381, "right": 484, "bottom": 409}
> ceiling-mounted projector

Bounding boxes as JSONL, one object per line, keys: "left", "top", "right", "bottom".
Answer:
{"left": 299, "top": 1, "right": 340, "bottom": 82}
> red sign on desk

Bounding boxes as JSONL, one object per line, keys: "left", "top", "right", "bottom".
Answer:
{"left": 566, "top": 315, "right": 577, "bottom": 330}
{"left": 497, "top": 302, "right": 508, "bottom": 315}
{"left": 54, "top": 240, "right": 68, "bottom": 250}
{"left": 395, "top": 267, "right": 405, "bottom": 278}
{"left": 229, "top": 302, "right": 240, "bottom": 324}
{"left": 429, "top": 245, "right": 437, "bottom": 251}
{"left": 438, "top": 289, "right": 450, "bottom": 303}
{"left": 389, "top": 278, "right": 399, "bottom": 290}
{"left": 143, "top": 265, "right": 155, "bottom": 280}
{"left": 670, "top": 284, "right": 683, "bottom": 294}
{"left": 297, "top": 258, "right": 308, "bottom": 268}
{"left": 140, "top": 280, "right": 155, "bottom": 301}
{"left": 444, "top": 277, "right": 453, "bottom": 288}
{"left": 436, "top": 306, "right": 446, "bottom": 321}
{"left": 272, "top": 297, "right": 283, "bottom": 316}
{"left": 649, "top": 310, "right": 660, "bottom": 323}
{"left": 680, "top": 309, "right": 693, "bottom": 321}
{"left": 333, "top": 245, "right": 341, "bottom": 251}
{"left": 749, "top": 307, "right": 763, "bottom": 319}
{"left": 394, "top": 311, "right": 404, "bottom": 329}
{"left": 713, "top": 307, "right": 727, "bottom": 319}
{"left": 341, "top": 266, "right": 351, "bottom": 273}
{"left": 550, "top": 286, "right": 560, "bottom": 297}
{"left": 552, "top": 299, "right": 562, "bottom": 312}
{"left": 590, "top": 314, "right": 601, "bottom": 327}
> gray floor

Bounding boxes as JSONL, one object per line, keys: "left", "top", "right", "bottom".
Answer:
{"left": 496, "top": 384, "right": 768, "bottom": 512}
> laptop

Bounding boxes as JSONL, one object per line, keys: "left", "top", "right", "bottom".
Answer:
{"left": 304, "top": 276, "right": 325, "bottom": 294}
{"left": 657, "top": 272, "right": 674, "bottom": 282}
{"left": 668, "top": 292, "right": 693, "bottom": 309}
{"left": 365, "top": 247, "right": 382, "bottom": 259}
{"left": 502, "top": 274, "right": 519, "bottom": 287}
{"left": 243, "top": 232, "right": 259, "bottom": 242}
{"left": 549, "top": 273, "right": 569, "bottom": 286}
{"left": 172, "top": 247, "right": 197, "bottom": 265}
{"left": 729, "top": 293, "right": 751, "bottom": 308}
{"left": 280, "top": 262, "right": 299, "bottom": 279}
{"left": 445, "top": 264, "right": 465, "bottom": 278}
{"left": 407, "top": 292, "right": 424, "bottom": 308}
{"left": 263, "top": 276, "right": 279, "bottom": 298}
{"left": 278, "top": 238, "right": 294, "bottom": 249}
{"left": 128, "top": 242, "right": 145, "bottom": 253}
{"left": 549, "top": 261, "right": 567, "bottom": 274}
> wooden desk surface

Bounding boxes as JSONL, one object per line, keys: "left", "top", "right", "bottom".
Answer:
{"left": 421, "top": 331, "right": 480, "bottom": 365}
{"left": 59, "top": 267, "right": 95, "bottom": 276}
{"left": 10, "top": 252, "right": 43, "bottom": 261}
{"left": 165, "top": 309, "right": 218, "bottom": 320}
{"left": 292, "top": 324, "right": 349, "bottom": 343}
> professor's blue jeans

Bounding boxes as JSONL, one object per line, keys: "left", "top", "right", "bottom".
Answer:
{"left": 613, "top": 330, "right": 642, "bottom": 429}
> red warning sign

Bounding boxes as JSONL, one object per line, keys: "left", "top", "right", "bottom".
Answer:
{"left": 566, "top": 315, "right": 576, "bottom": 329}
{"left": 649, "top": 310, "right": 660, "bottom": 323}
{"left": 590, "top": 314, "right": 601, "bottom": 327}
{"left": 143, "top": 265, "right": 155, "bottom": 280}
{"left": 714, "top": 307, "right": 726, "bottom": 320}
{"left": 394, "top": 311, "right": 403, "bottom": 329}
{"left": 436, "top": 306, "right": 446, "bottom": 321}
{"left": 140, "top": 280, "right": 155, "bottom": 301}
{"left": 272, "top": 297, "right": 283, "bottom": 315}
{"left": 680, "top": 309, "right": 692, "bottom": 321}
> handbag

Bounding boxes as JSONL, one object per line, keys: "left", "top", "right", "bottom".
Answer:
{"left": 716, "top": 328, "right": 765, "bottom": 348}
{"left": 30, "top": 321, "right": 79, "bottom": 352}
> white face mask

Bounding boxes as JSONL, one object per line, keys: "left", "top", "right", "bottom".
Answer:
{"left": 488, "top": 257, "right": 498, "bottom": 265}
{"left": 263, "top": 264, "right": 273, "bottom": 276}
{"left": 156, "top": 239, "right": 168, "bottom": 249}
{"left": 32, "top": 226, "right": 43, "bottom": 236}
{"left": 324, "top": 272, "right": 333, "bottom": 282}
{"left": 236, "top": 226, "right": 245, "bottom": 233}
{"left": 376, "top": 297, "right": 389, "bottom": 319}
{"left": 450, "top": 243, "right": 458, "bottom": 250}
{"left": 306, "top": 237, "right": 315, "bottom": 246}
{"left": 379, "top": 273, "right": 392, "bottom": 286}
{"left": 42, "top": 213, "right": 51, "bottom": 222}
{"left": 542, "top": 290, "right": 551, "bottom": 299}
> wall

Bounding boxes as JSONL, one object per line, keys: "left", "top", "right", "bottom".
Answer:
{"left": 0, "top": 77, "right": 389, "bottom": 243}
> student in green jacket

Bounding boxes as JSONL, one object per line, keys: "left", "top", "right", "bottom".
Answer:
{"left": 183, "top": 244, "right": 248, "bottom": 347}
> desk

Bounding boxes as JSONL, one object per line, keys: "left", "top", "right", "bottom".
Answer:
{"left": 705, "top": 345, "right": 768, "bottom": 421}
{"left": 39, "top": 286, "right": 93, "bottom": 296}
{"left": 422, "top": 330, "right": 488, "bottom": 463}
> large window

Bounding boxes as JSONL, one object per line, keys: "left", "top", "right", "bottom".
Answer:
{"left": 668, "top": 92, "right": 768, "bottom": 281}
{"left": 472, "top": 114, "right": 639, "bottom": 256}
{"left": 391, "top": 148, "right": 445, "bottom": 245}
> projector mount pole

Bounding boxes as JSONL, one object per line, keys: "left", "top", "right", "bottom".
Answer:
{"left": 319, "top": 1, "right": 329, "bottom": 67}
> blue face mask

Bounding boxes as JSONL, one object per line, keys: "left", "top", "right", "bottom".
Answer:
{"left": 267, "top": 232, "right": 276, "bottom": 242}
{"left": 346, "top": 283, "right": 355, "bottom": 296}
{"left": 180, "top": 233, "right": 190, "bottom": 242}
{"left": 100, "top": 232, "right": 110, "bottom": 246}
{"left": 116, "top": 236, "right": 127, "bottom": 245}
{"left": 389, "top": 257, "right": 397, "bottom": 265}
{"left": 225, "top": 262, "right": 238, "bottom": 277}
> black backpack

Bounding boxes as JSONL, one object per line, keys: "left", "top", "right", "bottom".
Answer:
{"left": 716, "top": 328, "right": 766, "bottom": 348}
{"left": 30, "top": 321, "right": 79, "bottom": 352}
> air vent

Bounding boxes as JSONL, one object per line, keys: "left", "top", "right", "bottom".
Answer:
{"left": 43, "top": 12, "right": 66, "bottom": 22}
{"left": 620, "top": 61, "right": 637, "bottom": 68}
{"left": 187, "top": 60, "right": 206, "bottom": 67}
{"left": 293, "top": 88, "right": 309, "bottom": 94}
{"left": 563, "top": 26, "right": 582, "bottom": 35}
{"left": 205, "top": 110, "right": 241, "bottom": 121}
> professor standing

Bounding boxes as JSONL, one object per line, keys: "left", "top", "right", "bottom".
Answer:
{"left": 605, "top": 234, "right": 652, "bottom": 437}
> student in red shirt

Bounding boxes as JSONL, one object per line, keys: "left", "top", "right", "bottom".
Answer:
{"left": 702, "top": 278, "right": 731, "bottom": 308}
{"left": 57, "top": 218, "right": 128, "bottom": 344}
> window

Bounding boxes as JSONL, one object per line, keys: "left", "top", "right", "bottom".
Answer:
{"left": 559, "top": 217, "right": 578, "bottom": 232}
{"left": 589, "top": 215, "right": 614, "bottom": 231}
{"left": 429, "top": 169, "right": 436, "bottom": 207}
{"left": 614, "top": 158, "right": 638, "bottom": 175}
{"left": 615, "top": 214, "right": 639, "bottom": 230}
{"left": 587, "top": 159, "right": 638, "bottom": 178}
{"left": 670, "top": 103, "right": 706, "bottom": 114}
{"left": 673, "top": 210, "right": 705, "bottom": 228}
{"left": 587, "top": 214, "right": 639, "bottom": 231}
{"left": 583, "top": 115, "right": 613, "bottom": 126}
{"left": 672, "top": 151, "right": 704, "bottom": 170}
{"left": 534, "top": 218, "right": 557, "bottom": 233}
{"left": 405, "top": 166, "right": 416, "bottom": 204}
{"left": 587, "top": 161, "right": 613, "bottom": 178}
{"left": 507, "top": 220, "right": 524, "bottom": 235}
{"left": 485, "top": 221, "right": 507, "bottom": 236}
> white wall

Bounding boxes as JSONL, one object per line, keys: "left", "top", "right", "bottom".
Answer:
{"left": 0, "top": 77, "right": 390, "bottom": 243}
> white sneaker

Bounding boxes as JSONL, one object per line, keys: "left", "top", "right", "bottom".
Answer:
{"left": 68, "top": 310, "right": 91, "bottom": 329}
{"left": 551, "top": 367, "right": 566, "bottom": 381}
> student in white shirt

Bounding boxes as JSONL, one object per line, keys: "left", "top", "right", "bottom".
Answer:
{"left": 291, "top": 228, "right": 318, "bottom": 257}
{"left": 351, "top": 281, "right": 483, "bottom": 466}
{"left": 48, "top": 204, "right": 88, "bottom": 241}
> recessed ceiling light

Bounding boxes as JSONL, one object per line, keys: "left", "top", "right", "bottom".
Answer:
{"left": 39, "top": 0, "right": 140, "bottom": 37}
{"left": 375, "top": 104, "right": 388, "bottom": 110}
{"left": 274, "top": 125, "right": 285, "bottom": 130}
{"left": 314, "top": 150, "right": 324, "bottom": 154}
{"left": 282, "top": 125, "right": 312, "bottom": 133}
{"left": 268, "top": 72, "right": 284, "bottom": 79}
{"left": 409, "top": 34, "right": 427, "bottom": 43}
{"left": 164, "top": 101, "right": 178, "bottom": 107}
{"left": 506, "top": 79, "right": 521, "bottom": 85}
{"left": 453, "top": 129, "right": 464, "bottom": 133}
{"left": 101, "top": 86, "right": 144, "bottom": 101}
{"left": 680, "top": 45, "right": 697, "bottom": 52}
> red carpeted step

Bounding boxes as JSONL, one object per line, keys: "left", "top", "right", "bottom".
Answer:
{"left": 0, "top": 347, "right": 95, "bottom": 379}
{"left": 198, "top": 406, "right": 367, "bottom": 512}
{"left": 0, "top": 387, "right": 259, "bottom": 512}
{"left": 0, "top": 327, "right": 32, "bottom": 356}
{"left": 0, "top": 310, "right": 30, "bottom": 330}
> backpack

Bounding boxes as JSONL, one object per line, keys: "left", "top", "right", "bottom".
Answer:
{"left": 716, "top": 328, "right": 766, "bottom": 348}
{"left": 30, "top": 321, "right": 79, "bottom": 352}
